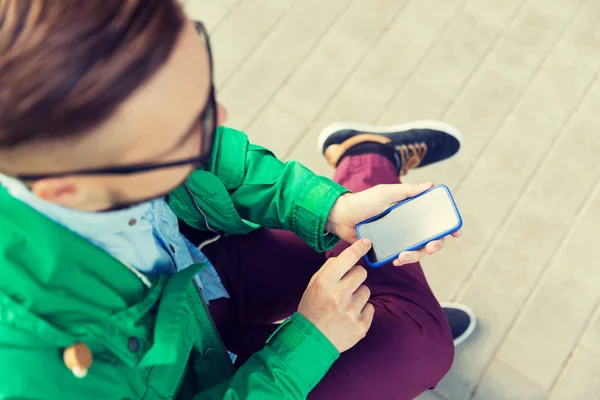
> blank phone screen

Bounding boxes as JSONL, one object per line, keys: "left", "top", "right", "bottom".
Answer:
{"left": 357, "top": 186, "right": 460, "bottom": 263}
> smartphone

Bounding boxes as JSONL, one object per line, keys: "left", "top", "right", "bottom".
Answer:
{"left": 356, "top": 184, "right": 462, "bottom": 268}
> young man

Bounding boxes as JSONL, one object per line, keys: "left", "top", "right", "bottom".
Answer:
{"left": 0, "top": 1, "right": 474, "bottom": 399}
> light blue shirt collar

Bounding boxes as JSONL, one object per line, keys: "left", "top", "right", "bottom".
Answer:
{"left": 0, "top": 173, "right": 150, "bottom": 236}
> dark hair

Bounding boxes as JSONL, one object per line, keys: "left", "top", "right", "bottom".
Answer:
{"left": 0, "top": 0, "right": 185, "bottom": 147}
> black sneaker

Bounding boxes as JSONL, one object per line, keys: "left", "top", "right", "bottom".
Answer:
{"left": 318, "top": 120, "right": 463, "bottom": 176}
{"left": 440, "top": 302, "right": 476, "bottom": 347}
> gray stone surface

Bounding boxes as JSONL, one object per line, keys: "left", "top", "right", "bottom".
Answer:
{"left": 549, "top": 346, "right": 600, "bottom": 400}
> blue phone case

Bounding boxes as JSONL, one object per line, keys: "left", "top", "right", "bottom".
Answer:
{"left": 356, "top": 184, "right": 463, "bottom": 268}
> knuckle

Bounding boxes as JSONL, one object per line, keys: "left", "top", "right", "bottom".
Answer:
{"left": 312, "top": 277, "right": 328, "bottom": 292}
{"left": 346, "top": 302, "right": 360, "bottom": 316}
{"left": 323, "top": 257, "right": 336, "bottom": 266}
{"left": 313, "top": 275, "right": 325, "bottom": 287}
{"left": 360, "top": 285, "right": 371, "bottom": 298}
{"left": 356, "top": 266, "right": 368, "bottom": 281}
{"left": 349, "top": 265, "right": 366, "bottom": 281}
{"left": 329, "top": 293, "right": 343, "bottom": 310}
{"left": 350, "top": 243, "right": 364, "bottom": 255}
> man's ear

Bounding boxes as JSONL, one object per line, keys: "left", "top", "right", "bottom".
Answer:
{"left": 30, "top": 179, "right": 84, "bottom": 208}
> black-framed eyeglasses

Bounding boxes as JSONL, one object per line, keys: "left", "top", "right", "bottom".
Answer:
{"left": 17, "top": 21, "right": 216, "bottom": 181}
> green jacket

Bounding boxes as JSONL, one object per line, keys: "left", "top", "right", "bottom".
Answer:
{"left": 0, "top": 127, "right": 348, "bottom": 399}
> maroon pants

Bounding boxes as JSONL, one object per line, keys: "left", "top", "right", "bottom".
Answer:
{"left": 203, "top": 155, "right": 454, "bottom": 400}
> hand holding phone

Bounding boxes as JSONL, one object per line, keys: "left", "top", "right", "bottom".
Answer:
{"left": 356, "top": 184, "right": 462, "bottom": 268}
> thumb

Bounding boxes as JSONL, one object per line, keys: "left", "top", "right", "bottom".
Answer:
{"left": 384, "top": 182, "right": 434, "bottom": 204}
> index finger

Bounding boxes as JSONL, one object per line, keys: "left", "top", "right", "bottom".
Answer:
{"left": 323, "top": 239, "right": 372, "bottom": 281}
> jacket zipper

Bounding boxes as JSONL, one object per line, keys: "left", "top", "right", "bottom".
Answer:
{"left": 184, "top": 184, "right": 233, "bottom": 372}
{"left": 192, "top": 279, "right": 235, "bottom": 374}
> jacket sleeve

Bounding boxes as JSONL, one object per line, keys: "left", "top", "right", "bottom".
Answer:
{"left": 195, "top": 313, "right": 340, "bottom": 400}
{"left": 0, "top": 316, "right": 339, "bottom": 400}
{"left": 207, "top": 126, "right": 349, "bottom": 252}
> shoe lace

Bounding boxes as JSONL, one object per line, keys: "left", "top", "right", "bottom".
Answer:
{"left": 397, "top": 142, "right": 428, "bottom": 176}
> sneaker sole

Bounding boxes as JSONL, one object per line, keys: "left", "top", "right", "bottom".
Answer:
{"left": 317, "top": 120, "right": 464, "bottom": 153}
{"left": 440, "top": 301, "right": 477, "bottom": 347}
